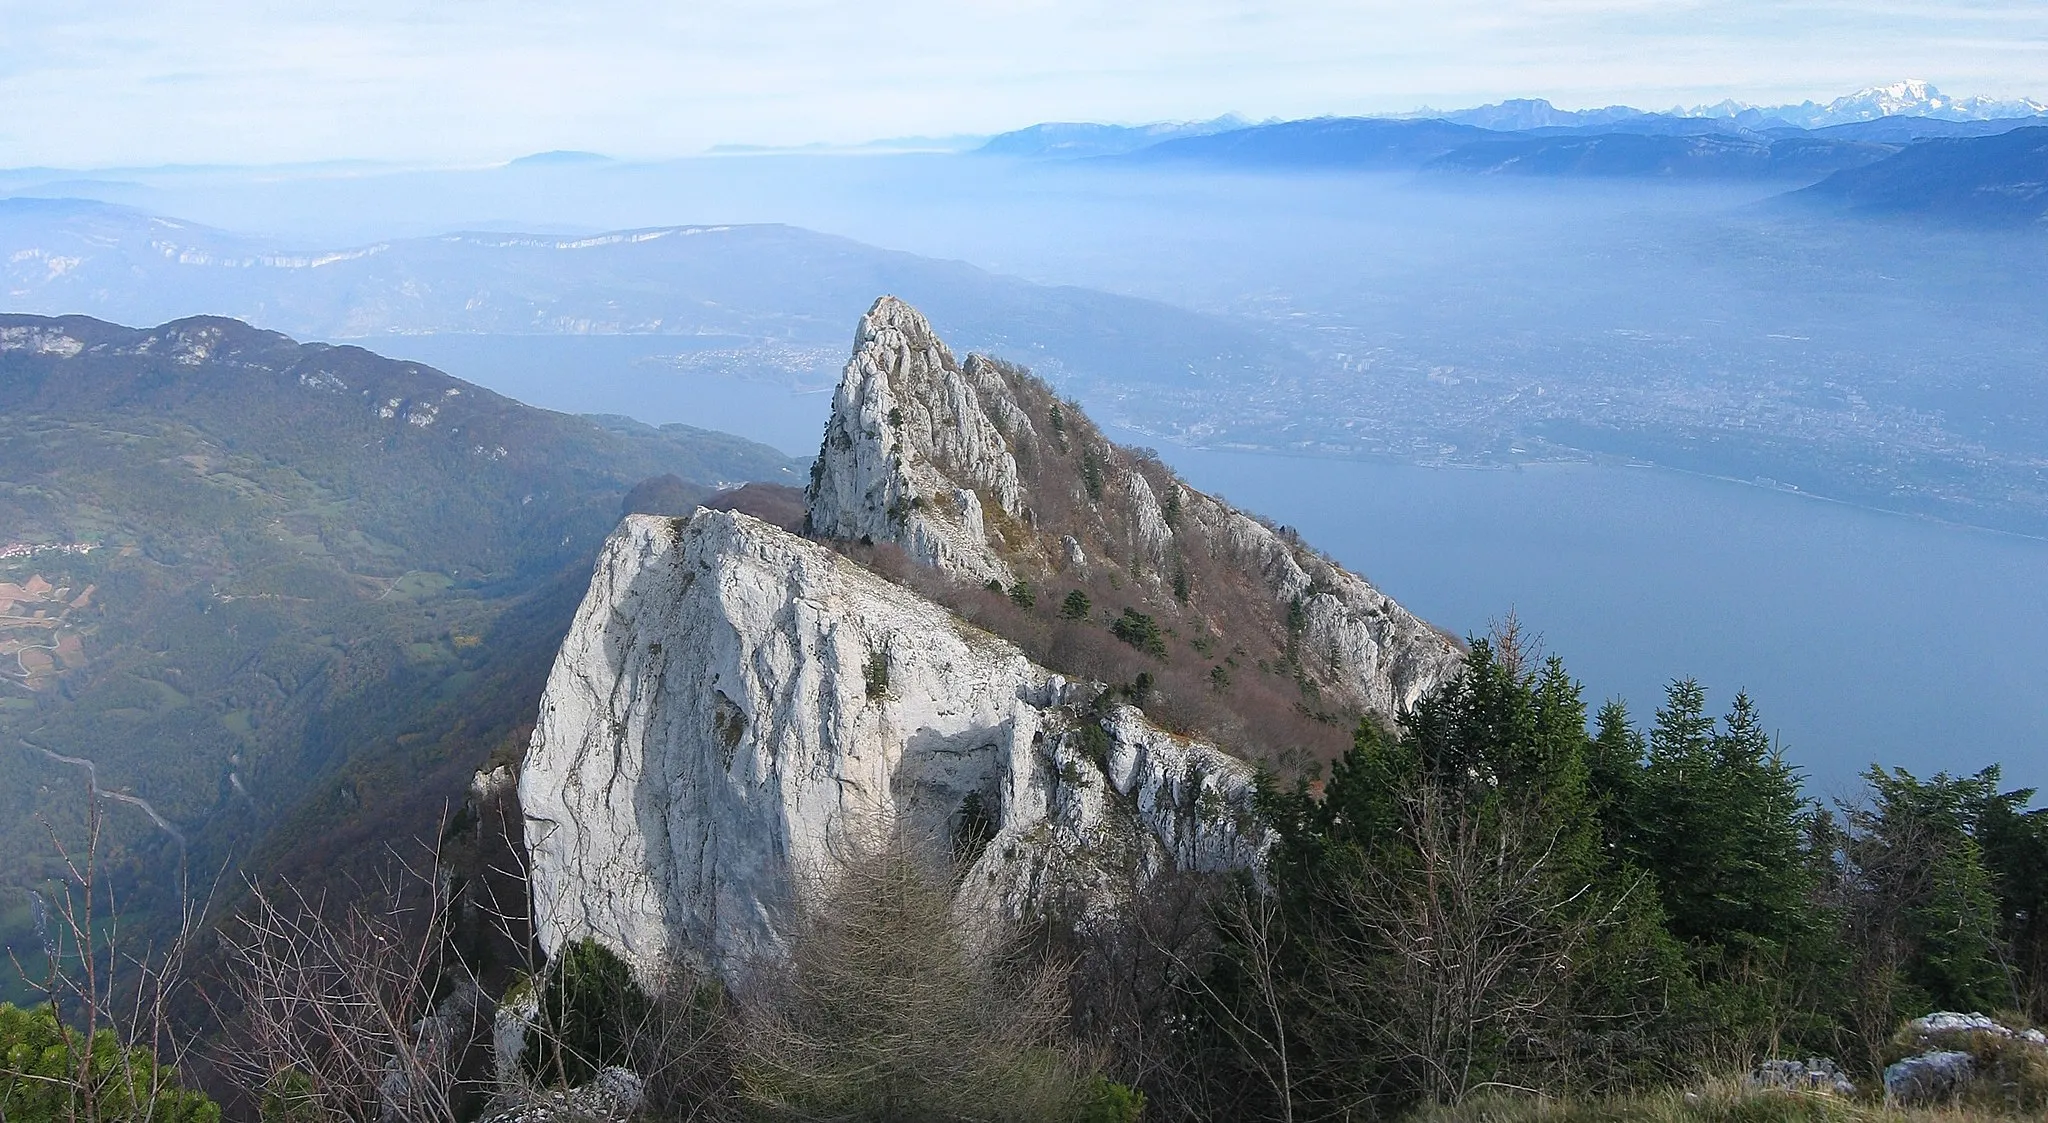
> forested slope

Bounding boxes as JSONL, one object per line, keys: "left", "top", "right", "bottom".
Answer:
{"left": 0, "top": 314, "right": 800, "bottom": 982}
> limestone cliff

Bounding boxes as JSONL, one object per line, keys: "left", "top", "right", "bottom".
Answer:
{"left": 808, "top": 296, "right": 1460, "bottom": 721}
{"left": 523, "top": 296, "right": 1467, "bottom": 986}
{"left": 521, "top": 511, "right": 1265, "bottom": 985}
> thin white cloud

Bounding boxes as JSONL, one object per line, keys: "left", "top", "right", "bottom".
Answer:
{"left": 0, "top": 0, "right": 2042, "bottom": 165}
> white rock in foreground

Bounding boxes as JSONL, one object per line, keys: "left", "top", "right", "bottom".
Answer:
{"left": 1907, "top": 1011, "right": 2048, "bottom": 1044}
{"left": 521, "top": 510, "right": 1267, "bottom": 986}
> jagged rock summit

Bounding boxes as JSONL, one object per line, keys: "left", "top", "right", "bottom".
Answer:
{"left": 809, "top": 295, "right": 1459, "bottom": 721}
{"left": 806, "top": 297, "right": 1024, "bottom": 585}
{"left": 521, "top": 296, "right": 1461, "bottom": 986}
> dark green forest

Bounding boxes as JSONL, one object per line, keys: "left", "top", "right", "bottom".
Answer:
{"left": 1149, "top": 634, "right": 2048, "bottom": 1120}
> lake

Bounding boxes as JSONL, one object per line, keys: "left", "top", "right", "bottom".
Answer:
{"left": 385, "top": 334, "right": 2048, "bottom": 800}
{"left": 1146, "top": 444, "right": 2048, "bottom": 802}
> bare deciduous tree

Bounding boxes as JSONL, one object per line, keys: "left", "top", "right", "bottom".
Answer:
{"left": 1056, "top": 870, "right": 1233, "bottom": 1119}
{"left": 1181, "top": 880, "right": 1300, "bottom": 1123}
{"left": 6, "top": 762, "right": 215, "bottom": 1122}
{"left": 1307, "top": 783, "right": 1620, "bottom": 1112}
{"left": 212, "top": 849, "right": 485, "bottom": 1123}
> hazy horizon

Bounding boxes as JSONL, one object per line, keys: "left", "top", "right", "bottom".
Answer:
{"left": 6, "top": 2, "right": 2048, "bottom": 166}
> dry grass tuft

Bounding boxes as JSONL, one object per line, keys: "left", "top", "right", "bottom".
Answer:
{"left": 1413, "top": 1076, "right": 2043, "bottom": 1123}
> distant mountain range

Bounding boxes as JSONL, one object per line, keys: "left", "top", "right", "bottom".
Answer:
{"left": 1788, "top": 126, "right": 2048, "bottom": 225}
{"left": 977, "top": 81, "right": 2048, "bottom": 189}
{"left": 1418, "top": 80, "right": 2048, "bottom": 132}
{"left": 1075, "top": 118, "right": 1900, "bottom": 183}
{"left": 1428, "top": 98, "right": 1647, "bottom": 132}
{"left": 1680, "top": 79, "right": 2048, "bottom": 129}
{"left": 1121, "top": 117, "right": 1494, "bottom": 170}
{"left": 0, "top": 198, "right": 1297, "bottom": 397}
{"left": 505, "top": 149, "right": 612, "bottom": 167}
{"left": 973, "top": 116, "right": 1246, "bottom": 158}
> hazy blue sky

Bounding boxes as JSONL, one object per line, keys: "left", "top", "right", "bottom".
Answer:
{"left": 4, "top": 0, "right": 2045, "bottom": 166}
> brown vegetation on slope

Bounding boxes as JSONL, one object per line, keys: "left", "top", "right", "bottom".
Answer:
{"left": 842, "top": 536, "right": 1360, "bottom": 777}
{"left": 826, "top": 350, "right": 1458, "bottom": 778}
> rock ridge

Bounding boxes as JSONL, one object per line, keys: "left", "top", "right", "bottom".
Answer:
{"left": 521, "top": 510, "right": 1266, "bottom": 985}
{"left": 807, "top": 295, "right": 1460, "bottom": 720}
{"left": 522, "top": 295, "right": 1466, "bottom": 987}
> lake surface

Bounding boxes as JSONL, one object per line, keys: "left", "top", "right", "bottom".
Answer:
{"left": 386, "top": 333, "right": 2047, "bottom": 799}
{"left": 1149, "top": 444, "right": 2048, "bottom": 801}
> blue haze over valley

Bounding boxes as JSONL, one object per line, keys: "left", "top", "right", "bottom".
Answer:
{"left": 4, "top": 79, "right": 2047, "bottom": 794}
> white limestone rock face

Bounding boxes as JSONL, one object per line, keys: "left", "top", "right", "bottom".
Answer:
{"left": 804, "top": 296, "right": 1025, "bottom": 585}
{"left": 521, "top": 510, "right": 1266, "bottom": 987}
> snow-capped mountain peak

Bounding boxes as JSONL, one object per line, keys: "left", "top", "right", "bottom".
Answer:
{"left": 1679, "top": 80, "right": 2048, "bottom": 127}
{"left": 1822, "top": 79, "right": 2042, "bottom": 122}
{"left": 1839, "top": 79, "right": 1943, "bottom": 115}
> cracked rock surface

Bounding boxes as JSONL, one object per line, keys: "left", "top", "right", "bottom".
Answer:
{"left": 522, "top": 511, "right": 1266, "bottom": 986}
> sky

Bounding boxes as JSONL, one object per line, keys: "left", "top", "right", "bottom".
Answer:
{"left": 2, "top": 0, "right": 2045, "bottom": 167}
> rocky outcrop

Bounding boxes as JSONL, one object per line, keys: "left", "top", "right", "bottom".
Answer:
{"left": 1883, "top": 1011, "right": 2048, "bottom": 1107}
{"left": 1173, "top": 486, "right": 1456, "bottom": 716}
{"left": 805, "top": 298, "right": 1021, "bottom": 585}
{"left": 1747, "top": 1058, "right": 1856, "bottom": 1097}
{"left": 1905, "top": 1011, "right": 2048, "bottom": 1045}
{"left": 521, "top": 511, "right": 1266, "bottom": 987}
{"left": 522, "top": 295, "right": 1468, "bottom": 989}
{"left": 482, "top": 1067, "right": 644, "bottom": 1123}
{"left": 806, "top": 296, "right": 1459, "bottom": 721}
{"left": 1885, "top": 1051, "right": 1976, "bottom": 1106}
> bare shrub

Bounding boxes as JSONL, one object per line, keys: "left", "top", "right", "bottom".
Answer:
{"left": 6, "top": 760, "right": 218, "bottom": 1122}
{"left": 213, "top": 784, "right": 752, "bottom": 1123}
{"left": 735, "top": 835, "right": 1109, "bottom": 1122}
{"left": 1188, "top": 881, "right": 1306, "bottom": 1123}
{"left": 1299, "top": 779, "right": 1653, "bottom": 1114}
{"left": 1036, "top": 871, "right": 1240, "bottom": 1121}
{"left": 212, "top": 850, "right": 485, "bottom": 1123}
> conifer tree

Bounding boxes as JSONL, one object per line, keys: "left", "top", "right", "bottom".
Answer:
{"left": 1587, "top": 700, "right": 1646, "bottom": 860}
{"left": 1636, "top": 679, "right": 1723, "bottom": 948}
{"left": 1637, "top": 682, "right": 1819, "bottom": 957}
{"left": 1709, "top": 692, "right": 1821, "bottom": 955}
{"left": 1842, "top": 767, "right": 2014, "bottom": 1017}
{"left": 1976, "top": 775, "right": 2048, "bottom": 1018}
{"left": 1250, "top": 641, "right": 1678, "bottom": 1112}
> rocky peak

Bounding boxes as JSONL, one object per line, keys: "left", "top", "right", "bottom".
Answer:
{"left": 805, "top": 295, "right": 1461, "bottom": 727}
{"left": 520, "top": 296, "right": 1464, "bottom": 988}
{"left": 805, "top": 296, "right": 1025, "bottom": 584}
